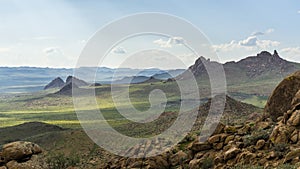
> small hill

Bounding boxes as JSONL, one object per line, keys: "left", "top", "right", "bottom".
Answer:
{"left": 0, "top": 122, "right": 65, "bottom": 145}
{"left": 112, "top": 76, "right": 150, "bottom": 84}
{"left": 55, "top": 81, "right": 79, "bottom": 95}
{"left": 199, "top": 95, "right": 261, "bottom": 116}
{"left": 43, "top": 77, "right": 65, "bottom": 90}
{"left": 66, "top": 76, "right": 89, "bottom": 87}
{"left": 142, "top": 76, "right": 162, "bottom": 83}
{"left": 89, "top": 82, "right": 102, "bottom": 87}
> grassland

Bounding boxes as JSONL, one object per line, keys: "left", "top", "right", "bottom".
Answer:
{"left": 0, "top": 76, "right": 278, "bottom": 129}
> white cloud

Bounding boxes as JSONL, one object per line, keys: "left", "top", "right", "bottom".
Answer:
{"left": 298, "top": 10, "right": 300, "bottom": 14}
{"left": 43, "top": 47, "right": 62, "bottom": 55}
{"left": 0, "top": 47, "right": 10, "bottom": 53}
{"left": 239, "top": 36, "right": 258, "bottom": 46}
{"left": 214, "top": 35, "right": 280, "bottom": 53}
{"left": 280, "top": 47, "right": 300, "bottom": 61}
{"left": 265, "top": 28, "right": 274, "bottom": 34}
{"left": 251, "top": 32, "right": 265, "bottom": 36}
{"left": 251, "top": 28, "right": 274, "bottom": 36}
{"left": 153, "top": 37, "right": 185, "bottom": 48}
{"left": 112, "top": 46, "right": 126, "bottom": 54}
{"left": 33, "top": 36, "right": 57, "bottom": 40}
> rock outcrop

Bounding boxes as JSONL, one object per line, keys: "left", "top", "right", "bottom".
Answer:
{"left": 265, "top": 71, "right": 300, "bottom": 121}
{"left": 0, "top": 141, "right": 45, "bottom": 169}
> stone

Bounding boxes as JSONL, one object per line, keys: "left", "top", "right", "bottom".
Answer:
{"left": 284, "top": 148, "right": 300, "bottom": 163}
{"left": 208, "top": 134, "right": 228, "bottom": 144}
{"left": 269, "top": 125, "right": 292, "bottom": 144}
{"left": 255, "top": 139, "right": 265, "bottom": 150}
{"left": 189, "top": 142, "right": 211, "bottom": 152}
{"left": 170, "top": 150, "right": 188, "bottom": 166}
{"left": 237, "top": 124, "right": 250, "bottom": 135}
{"left": 213, "top": 142, "right": 224, "bottom": 150}
{"left": 287, "top": 110, "right": 300, "bottom": 126}
{"left": 189, "top": 159, "right": 201, "bottom": 169}
{"left": 224, "top": 147, "right": 241, "bottom": 161}
{"left": 291, "top": 130, "right": 299, "bottom": 143}
{"left": 236, "top": 151, "right": 256, "bottom": 164}
{"left": 224, "top": 126, "right": 236, "bottom": 134}
{"left": 224, "top": 135, "right": 235, "bottom": 145}
{"left": 1, "top": 141, "right": 42, "bottom": 163}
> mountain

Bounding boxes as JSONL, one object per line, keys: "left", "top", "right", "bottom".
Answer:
{"left": 178, "top": 50, "right": 300, "bottom": 82}
{"left": 0, "top": 67, "right": 180, "bottom": 93}
{"left": 55, "top": 81, "right": 79, "bottom": 95}
{"left": 152, "top": 69, "right": 185, "bottom": 80}
{"left": 43, "top": 77, "right": 65, "bottom": 90}
{"left": 65, "top": 76, "right": 89, "bottom": 87}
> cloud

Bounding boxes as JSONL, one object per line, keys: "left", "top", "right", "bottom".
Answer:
{"left": 0, "top": 47, "right": 10, "bottom": 53}
{"left": 239, "top": 36, "right": 258, "bottom": 46}
{"left": 251, "top": 32, "right": 265, "bottom": 36}
{"left": 112, "top": 46, "right": 126, "bottom": 54}
{"left": 43, "top": 47, "right": 61, "bottom": 54}
{"left": 33, "top": 36, "right": 57, "bottom": 40}
{"left": 265, "top": 28, "right": 274, "bottom": 34}
{"left": 214, "top": 36, "right": 280, "bottom": 52}
{"left": 280, "top": 47, "right": 300, "bottom": 61}
{"left": 298, "top": 10, "right": 300, "bottom": 14}
{"left": 153, "top": 37, "right": 185, "bottom": 48}
{"left": 251, "top": 28, "right": 274, "bottom": 36}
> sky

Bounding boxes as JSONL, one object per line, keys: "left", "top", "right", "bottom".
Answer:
{"left": 0, "top": 0, "right": 300, "bottom": 69}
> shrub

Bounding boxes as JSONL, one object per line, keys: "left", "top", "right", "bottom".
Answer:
{"left": 46, "top": 152, "right": 80, "bottom": 169}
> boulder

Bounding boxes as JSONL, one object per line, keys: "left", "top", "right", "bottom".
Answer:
{"left": 265, "top": 71, "right": 300, "bottom": 121}
{"left": 1, "top": 141, "right": 42, "bottom": 163}
{"left": 287, "top": 110, "right": 300, "bottom": 126}
{"left": 170, "top": 150, "right": 188, "bottom": 166}
{"left": 224, "top": 147, "right": 241, "bottom": 161}
{"left": 284, "top": 148, "right": 300, "bottom": 163}
{"left": 189, "top": 142, "right": 212, "bottom": 152}
{"left": 255, "top": 139, "right": 265, "bottom": 150}
{"left": 269, "top": 125, "right": 292, "bottom": 144}
{"left": 208, "top": 134, "right": 228, "bottom": 144}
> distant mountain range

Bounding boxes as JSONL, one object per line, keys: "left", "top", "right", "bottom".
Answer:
{"left": 1, "top": 50, "right": 299, "bottom": 94}
{"left": 0, "top": 67, "right": 184, "bottom": 93}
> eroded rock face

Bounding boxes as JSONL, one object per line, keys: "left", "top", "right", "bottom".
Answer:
{"left": 265, "top": 71, "right": 300, "bottom": 121}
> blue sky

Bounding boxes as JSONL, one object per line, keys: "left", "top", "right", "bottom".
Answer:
{"left": 0, "top": 0, "right": 299, "bottom": 68}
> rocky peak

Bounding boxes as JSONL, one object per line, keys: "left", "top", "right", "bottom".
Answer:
{"left": 65, "top": 76, "right": 89, "bottom": 87}
{"left": 44, "top": 77, "right": 65, "bottom": 90}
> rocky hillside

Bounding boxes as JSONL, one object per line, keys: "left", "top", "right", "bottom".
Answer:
{"left": 177, "top": 50, "right": 300, "bottom": 83}
{"left": 101, "top": 70, "right": 300, "bottom": 169}
{"left": 43, "top": 77, "right": 65, "bottom": 90}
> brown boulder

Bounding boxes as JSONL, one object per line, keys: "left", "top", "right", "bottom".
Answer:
{"left": 255, "top": 139, "right": 265, "bottom": 150}
{"left": 207, "top": 133, "right": 228, "bottom": 144}
{"left": 170, "top": 150, "right": 188, "bottom": 166}
{"left": 287, "top": 110, "right": 300, "bottom": 126}
{"left": 1, "top": 141, "right": 42, "bottom": 163}
{"left": 224, "top": 147, "right": 241, "bottom": 161}
{"left": 269, "top": 124, "right": 293, "bottom": 144}
{"left": 265, "top": 71, "right": 300, "bottom": 121}
{"left": 189, "top": 142, "right": 212, "bottom": 152}
{"left": 284, "top": 148, "right": 300, "bottom": 163}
